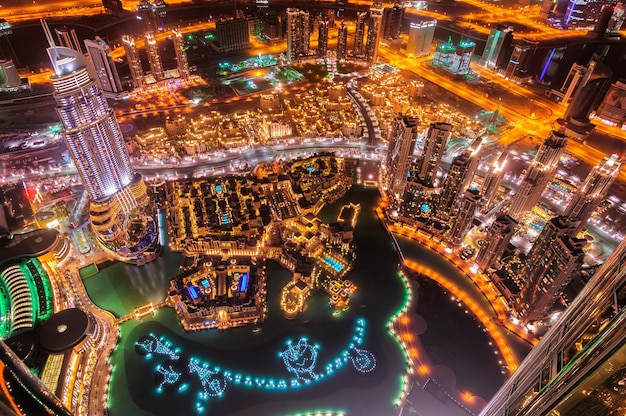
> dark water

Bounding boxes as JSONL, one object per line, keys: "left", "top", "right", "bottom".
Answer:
{"left": 96, "top": 186, "right": 408, "bottom": 416}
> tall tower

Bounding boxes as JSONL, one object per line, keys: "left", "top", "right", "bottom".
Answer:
{"left": 145, "top": 33, "right": 164, "bottom": 81}
{"left": 318, "top": 19, "right": 329, "bottom": 58}
{"left": 436, "top": 137, "right": 482, "bottom": 218}
{"left": 504, "top": 39, "right": 537, "bottom": 82}
{"left": 337, "top": 21, "right": 348, "bottom": 61}
{"left": 122, "top": 35, "right": 144, "bottom": 89}
{"left": 172, "top": 27, "right": 190, "bottom": 79}
{"left": 607, "top": 2, "right": 626, "bottom": 34}
{"left": 386, "top": 115, "right": 419, "bottom": 198}
{"left": 43, "top": 21, "right": 159, "bottom": 264}
{"left": 481, "top": 151, "right": 508, "bottom": 210}
{"left": 563, "top": 154, "right": 623, "bottom": 235}
{"left": 365, "top": 1, "right": 384, "bottom": 63}
{"left": 449, "top": 189, "right": 481, "bottom": 246}
{"left": 286, "top": 8, "right": 310, "bottom": 62}
{"left": 516, "top": 216, "right": 582, "bottom": 318}
{"left": 508, "top": 129, "right": 568, "bottom": 217}
{"left": 382, "top": 3, "right": 404, "bottom": 40}
{"left": 480, "top": 238, "right": 626, "bottom": 416}
{"left": 481, "top": 24, "right": 513, "bottom": 69}
{"left": 475, "top": 215, "right": 517, "bottom": 270}
{"left": 353, "top": 11, "right": 367, "bottom": 57}
{"left": 84, "top": 36, "right": 122, "bottom": 94}
{"left": 406, "top": 20, "right": 436, "bottom": 57}
{"left": 418, "top": 122, "right": 451, "bottom": 186}
{"left": 216, "top": 17, "right": 250, "bottom": 52}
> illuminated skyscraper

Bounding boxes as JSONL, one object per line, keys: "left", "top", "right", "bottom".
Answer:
{"left": 43, "top": 21, "right": 159, "bottom": 264}
{"left": 595, "top": 81, "right": 626, "bottom": 126}
{"left": 481, "top": 24, "right": 513, "bottom": 69}
{"left": 437, "top": 138, "right": 482, "bottom": 219}
{"left": 449, "top": 189, "right": 481, "bottom": 245}
{"left": 504, "top": 39, "right": 537, "bottom": 83}
{"left": 516, "top": 216, "right": 582, "bottom": 319}
{"left": 122, "top": 35, "right": 144, "bottom": 89}
{"left": 475, "top": 215, "right": 517, "bottom": 270}
{"left": 418, "top": 122, "right": 451, "bottom": 185}
{"left": 353, "top": 11, "right": 367, "bottom": 57}
{"left": 451, "top": 40, "right": 475, "bottom": 75}
{"left": 406, "top": 20, "right": 436, "bottom": 57}
{"left": 172, "top": 27, "right": 190, "bottom": 79}
{"left": 382, "top": 3, "right": 404, "bottom": 41}
{"left": 84, "top": 36, "right": 122, "bottom": 94}
{"left": 386, "top": 115, "right": 419, "bottom": 198}
{"left": 481, "top": 238, "right": 626, "bottom": 416}
{"left": 318, "top": 19, "right": 329, "bottom": 58}
{"left": 508, "top": 129, "right": 568, "bottom": 217}
{"left": 54, "top": 27, "right": 82, "bottom": 53}
{"left": 481, "top": 151, "right": 507, "bottom": 210}
{"left": 365, "top": 1, "right": 384, "bottom": 63}
{"left": 145, "top": 33, "right": 164, "bottom": 81}
{"left": 286, "top": 8, "right": 310, "bottom": 62}
{"left": 563, "top": 153, "right": 623, "bottom": 235}
{"left": 337, "top": 21, "right": 348, "bottom": 60}
{"left": 607, "top": 2, "right": 626, "bottom": 33}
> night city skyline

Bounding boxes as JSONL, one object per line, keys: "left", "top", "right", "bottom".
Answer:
{"left": 0, "top": 0, "right": 626, "bottom": 415}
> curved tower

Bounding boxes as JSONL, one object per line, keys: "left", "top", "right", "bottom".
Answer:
{"left": 43, "top": 20, "right": 159, "bottom": 264}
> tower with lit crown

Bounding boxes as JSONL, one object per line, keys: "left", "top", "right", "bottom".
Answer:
{"left": 84, "top": 36, "right": 122, "bottom": 94}
{"left": 145, "top": 32, "right": 164, "bottom": 81}
{"left": 481, "top": 151, "right": 507, "bottom": 210}
{"left": 418, "top": 122, "right": 451, "bottom": 186}
{"left": 563, "top": 153, "right": 623, "bottom": 235}
{"left": 286, "top": 8, "right": 310, "bottom": 62}
{"left": 386, "top": 115, "right": 419, "bottom": 198}
{"left": 172, "top": 27, "right": 190, "bottom": 79}
{"left": 365, "top": 1, "right": 384, "bottom": 63}
{"left": 43, "top": 21, "right": 159, "bottom": 264}
{"left": 122, "top": 35, "right": 144, "bottom": 89}
{"left": 508, "top": 129, "right": 568, "bottom": 217}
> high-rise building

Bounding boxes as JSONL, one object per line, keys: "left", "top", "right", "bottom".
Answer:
{"left": 406, "top": 20, "right": 436, "bottom": 57}
{"left": 54, "top": 27, "right": 82, "bottom": 53}
{"left": 518, "top": 235, "right": 586, "bottom": 322}
{"left": 337, "top": 21, "right": 348, "bottom": 60}
{"left": 84, "top": 37, "right": 122, "bottom": 94}
{"left": 365, "top": 1, "right": 384, "bottom": 63}
{"left": 145, "top": 33, "right": 164, "bottom": 82}
{"left": 563, "top": 153, "right": 623, "bottom": 235}
{"left": 172, "top": 27, "right": 190, "bottom": 79}
{"left": 449, "top": 189, "right": 481, "bottom": 245}
{"left": 451, "top": 40, "right": 475, "bottom": 75}
{"left": 382, "top": 3, "right": 404, "bottom": 41}
{"left": 551, "top": 63, "right": 587, "bottom": 104}
{"left": 504, "top": 39, "right": 537, "bottom": 83}
{"left": 44, "top": 22, "right": 159, "bottom": 264}
{"left": 475, "top": 215, "right": 517, "bottom": 270}
{"left": 481, "top": 25, "right": 514, "bottom": 70}
{"left": 516, "top": 216, "right": 581, "bottom": 315}
{"left": 433, "top": 37, "right": 456, "bottom": 68}
{"left": 137, "top": 0, "right": 167, "bottom": 32}
{"left": 508, "top": 129, "right": 568, "bottom": 217}
{"left": 386, "top": 115, "right": 419, "bottom": 198}
{"left": 353, "top": 11, "right": 367, "bottom": 57}
{"left": 122, "top": 35, "right": 144, "bottom": 89}
{"left": 480, "top": 237, "right": 626, "bottom": 416}
{"left": 286, "top": 8, "right": 310, "bottom": 62}
{"left": 481, "top": 151, "right": 508, "bottom": 210}
{"left": 607, "top": 2, "right": 626, "bottom": 33}
{"left": 418, "top": 122, "right": 451, "bottom": 185}
{"left": 595, "top": 81, "right": 626, "bottom": 127}
{"left": 318, "top": 19, "right": 329, "bottom": 58}
{"left": 216, "top": 17, "right": 250, "bottom": 52}
{"left": 436, "top": 138, "right": 482, "bottom": 219}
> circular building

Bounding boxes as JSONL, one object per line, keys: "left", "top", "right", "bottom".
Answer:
{"left": 37, "top": 308, "right": 92, "bottom": 353}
